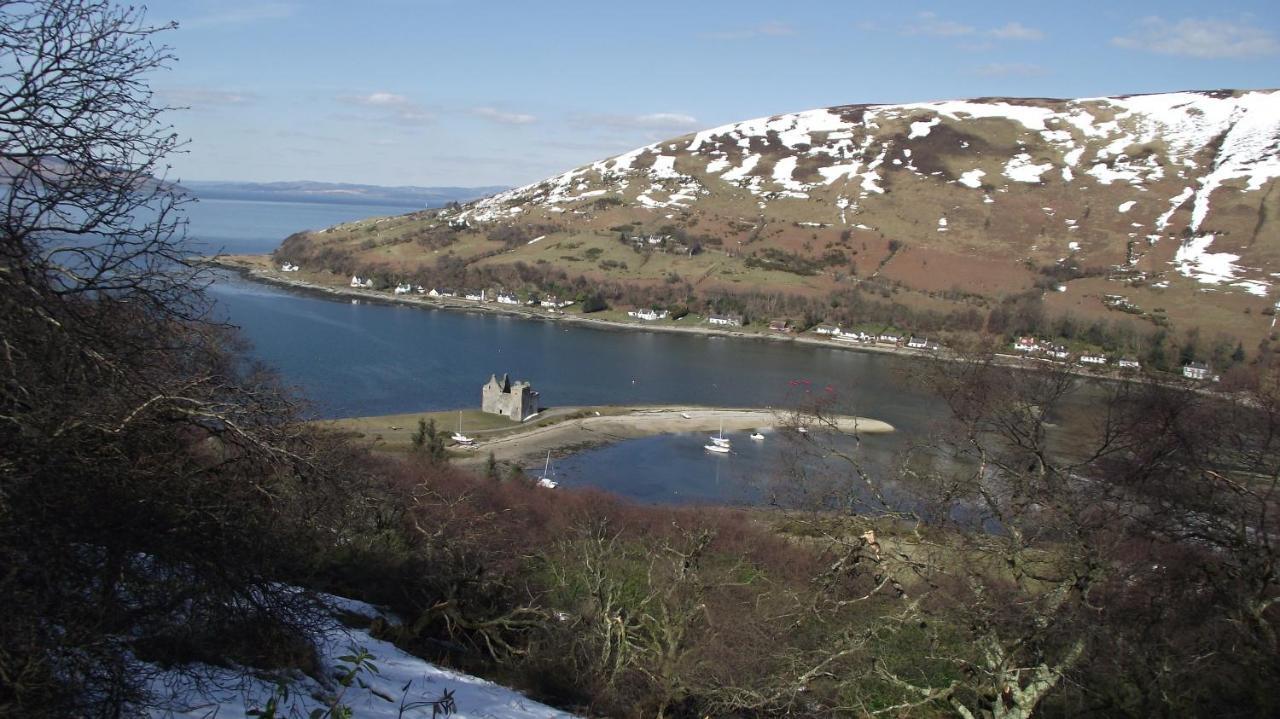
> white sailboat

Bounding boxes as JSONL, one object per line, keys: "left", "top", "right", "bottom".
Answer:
{"left": 536, "top": 450, "right": 558, "bottom": 488}
{"left": 704, "top": 442, "right": 730, "bottom": 454}
{"left": 750, "top": 431, "right": 765, "bottom": 441}
{"left": 709, "top": 420, "right": 731, "bottom": 448}
{"left": 451, "top": 411, "right": 474, "bottom": 445}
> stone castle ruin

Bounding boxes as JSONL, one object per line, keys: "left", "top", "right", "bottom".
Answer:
{"left": 482, "top": 373, "right": 540, "bottom": 421}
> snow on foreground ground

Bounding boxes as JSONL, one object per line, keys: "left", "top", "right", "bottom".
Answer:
{"left": 145, "top": 595, "right": 576, "bottom": 719}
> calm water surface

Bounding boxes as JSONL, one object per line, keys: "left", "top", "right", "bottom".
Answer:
{"left": 195, "top": 198, "right": 948, "bottom": 504}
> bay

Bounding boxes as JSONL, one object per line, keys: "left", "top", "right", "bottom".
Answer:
{"left": 194, "top": 198, "right": 945, "bottom": 504}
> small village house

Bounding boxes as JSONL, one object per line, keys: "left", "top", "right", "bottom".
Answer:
{"left": 1183, "top": 362, "right": 1211, "bottom": 380}
{"left": 628, "top": 308, "right": 668, "bottom": 321}
{"left": 708, "top": 314, "right": 743, "bottom": 327}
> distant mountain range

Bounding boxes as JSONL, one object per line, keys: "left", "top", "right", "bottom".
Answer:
{"left": 182, "top": 180, "right": 507, "bottom": 208}
{"left": 277, "top": 89, "right": 1280, "bottom": 347}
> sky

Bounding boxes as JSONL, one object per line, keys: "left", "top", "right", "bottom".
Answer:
{"left": 144, "top": 0, "right": 1280, "bottom": 188}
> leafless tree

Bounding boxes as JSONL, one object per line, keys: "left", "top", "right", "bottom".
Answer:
{"left": 762, "top": 353, "right": 1279, "bottom": 717}
{"left": 0, "top": 3, "right": 367, "bottom": 716}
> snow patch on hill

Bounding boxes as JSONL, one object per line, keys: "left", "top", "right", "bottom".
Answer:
{"left": 449, "top": 90, "right": 1279, "bottom": 296}
{"left": 145, "top": 595, "right": 574, "bottom": 719}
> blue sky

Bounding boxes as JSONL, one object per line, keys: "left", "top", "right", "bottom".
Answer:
{"left": 146, "top": 0, "right": 1279, "bottom": 187}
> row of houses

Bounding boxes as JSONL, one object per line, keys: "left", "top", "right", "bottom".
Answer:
{"left": 628, "top": 308, "right": 669, "bottom": 321}
{"left": 812, "top": 324, "right": 942, "bottom": 351}
{"left": 423, "top": 287, "right": 576, "bottom": 310}
{"left": 1014, "top": 336, "right": 1218, "bottom": 379}
{"left": 1015, "top": 336, "right": 1141, "bottom": 369}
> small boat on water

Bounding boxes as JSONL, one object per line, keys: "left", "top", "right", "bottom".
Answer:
{"left": 704, "top": 443, "right": 730, "bottom": 454}
{"left": 709, "top": 420, "right": 731, "bottom": 448}
{"left": 536, "top": 450, "right": 558, "bottom": 488}
{"left": 451, "top": 411, "right": 474, "bottom": 445}
{"left": 750, "top": 431, "right": 765, "bottom": 441}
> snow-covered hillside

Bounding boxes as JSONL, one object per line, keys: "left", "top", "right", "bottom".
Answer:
{"left": 467, "top": 90, "right": 1280, "bottom": 219}
{"left": 145, "top": 595, "right": 575, "bottom": 719}
{"left": 454, "top": 90, "right": 1280, "bottom": 297}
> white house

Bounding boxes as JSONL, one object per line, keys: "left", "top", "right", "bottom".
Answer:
{"left": 350, "top": 276, "right": 374, "bottom": 289}
{"left": 1013, "top": 336, "right": 1039, "bottom": 352}
{"left": 1047, "top": 345, "right": 1070, "bottom": 360}
{"left": 1118, "top": 358, "right": 1141, "bottom": 370}
{"left": 393, "top": 283, "right": 413, "bottom": 295}
{"left": 906, "top": 336, "right": 929, "bottom": 349}
{"left": 464, "top": 290, "right": 487, "bottom": 302}
{"left": 877, "top": 333, "right": 901, "bottom": 344}
{"left": 280, "top": 262, "right": 299, "bottom": 272}
{"left": 1079, "top": 354, "right": 1107, "bottom": 365}
{"left": 541, "top": 296, "right": 573, "bottom": 309}
{"left": 812, "top": 324, "right": 841, "bottom": 336}
{"left": 708, "top": 314, "right": 743, "bottom": 327}
{"left": 1183, "top": 362, "right": 1211, "bottom": 380}
{"left": 628, "top": 308, "right": 668, "bottom": 321}
{"left": 496, "top": 293, "right": 521, "bottom": 305}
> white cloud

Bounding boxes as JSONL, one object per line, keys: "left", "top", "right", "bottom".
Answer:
{"left": 903, "top": 11, "right": 974, "bottom": 37}
{"left": 974, "top": 62, "right": 1046, "bottom": 77}
{"left": 573, "top": 112, "right": 700, "bottom": 133}
{"left": 989, "top": 22, "right": 1043, "bottom": 41}
{"left": 336, "top": 92, "right": 433, "bottom": 125}
{"left": 472, "top": 107, "right": 538, "bottom": 125}
{"left": 904, "top": 13, "right": 1044, "bottom": 42}
{"left": 182, "top": 2, "right": 296, "bottom": 29}
{"left": 352, "top": 92, "right": 410, "bottom": 107}
{"left": 1112, "top": 17, "right": 1279, "bottom": 59}
{"left": 157, "top": 87, "right": 256, "bottom": 109}
{"left": 703, "top": 21, "right": 796, "bottom": 40}
{"left": 628, "top": 112, "right": 700, "bottom": 128}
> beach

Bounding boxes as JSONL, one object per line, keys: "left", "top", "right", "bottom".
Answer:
{"left": 321, "top": 405, "right": 894, "bottom": 466}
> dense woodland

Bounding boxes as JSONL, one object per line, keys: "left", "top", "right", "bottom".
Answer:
{"left": 3, "top": 2, "right": 1278, "bottom": 718}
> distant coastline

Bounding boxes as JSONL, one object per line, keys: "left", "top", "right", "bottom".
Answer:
{"left": 208, "top": 254, "right": 948, "bottom": 361}
{"left": 182, "top": 180, "right": 505, "bottom": 209}
{"left": 208, "top": 254, "right": 1174, "bottom": 388}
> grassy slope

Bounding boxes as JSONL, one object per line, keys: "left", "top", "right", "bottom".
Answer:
{"left": 276, "top": 94, "right": 1280, "bottom": 349}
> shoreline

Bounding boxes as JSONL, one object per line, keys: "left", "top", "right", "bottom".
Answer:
{"left": 321, "top": 405, "right": 894, "bottom": 467}
{"left": 207, "top": 255, "right": 953, "bottom": 362}
{"left": 207, "top": 255, "right": 1186, "bottom": 386}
